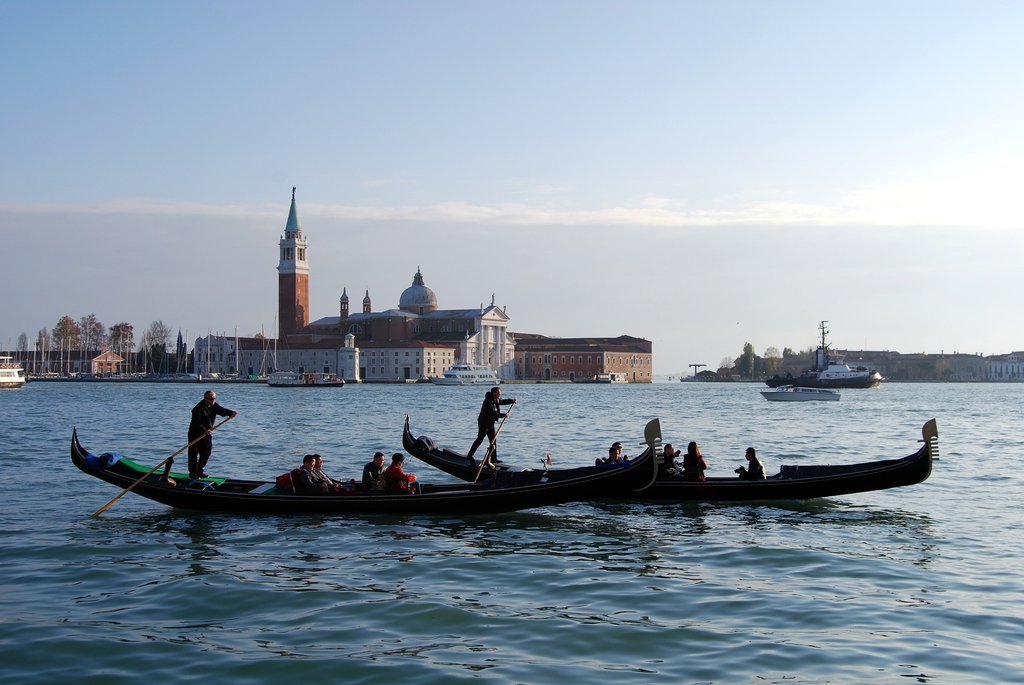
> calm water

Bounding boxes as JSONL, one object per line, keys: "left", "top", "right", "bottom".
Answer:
{"left": 1, "top": 381, "right": 1022, "bottom": 684}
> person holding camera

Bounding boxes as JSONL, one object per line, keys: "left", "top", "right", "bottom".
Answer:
{"left": 735, "top": 447, "right": 766, "bottom": 480}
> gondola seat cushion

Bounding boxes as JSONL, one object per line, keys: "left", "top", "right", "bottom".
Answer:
{"left": 276, "top": 469, "right": 301, "bottom": 492}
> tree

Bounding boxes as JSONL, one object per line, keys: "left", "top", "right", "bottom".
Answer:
{"left": 53, "top": 315, "right": 81, "bottom": 374}
{"left": 78, "top": 314, "right": 106, "bottom": 353}
{"left": 142, "top": 320, "right": 172, "bottom": 374}
{"left": 719, "top": 357, "right": 735, "bottom": 373}
{"left": 763, "top": 346, "right": 782, "bottom": 375}
{"left": 109, "top": 322, "right": 135, "bottom": 373}
{"left": 53, "top": 315, "right": 80, "bottom": 349}
{"left": 17, "top": 332, "right": 28, "bottom": 353}
{"left": 740, "top": 342, "right": 757, "bottom": 379}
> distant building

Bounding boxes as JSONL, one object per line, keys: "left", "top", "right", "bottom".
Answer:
{"left": 270, "top": 189, "right": 515, "bottom": 381}
{"left": 512, "top": 334, "right": 653, "bottom": 383}
{"left": 90, "top": 350, "right": 123, "bottom": 376}
{"left": 987, "top": 352, "right": 1024, "bottom": 381}
{"left": 195, "top": 189, "right": 653, "bottom": 382}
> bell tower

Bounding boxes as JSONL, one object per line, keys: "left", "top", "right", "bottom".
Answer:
{"left": 277, "top": 187, "right": 309, "bottom": 341}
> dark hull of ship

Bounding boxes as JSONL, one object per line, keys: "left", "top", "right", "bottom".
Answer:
{"left": 765, "top": 372, "right": 881, "bottom": 389}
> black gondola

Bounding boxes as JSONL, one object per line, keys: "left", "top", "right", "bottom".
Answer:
{"left": 404, "top": 419, "right": 937, "bottom": 502}
{"left": 71, "top": 419, "right": 660, "bottom": 516}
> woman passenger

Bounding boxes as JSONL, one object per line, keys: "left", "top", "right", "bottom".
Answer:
{"left": 681, "top": 441, "right": 708, "bottom": 482}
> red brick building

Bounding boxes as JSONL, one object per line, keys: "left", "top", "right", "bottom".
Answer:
{"left": 512, "top": 334, "right": 653, "bottom": 383}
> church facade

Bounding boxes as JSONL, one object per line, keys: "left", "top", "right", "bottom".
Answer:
{"left": 236, "top": 188, "right": 515, "bottom": 382}
{"left": 218, "top": 189, "right": 651, "bottom": 382}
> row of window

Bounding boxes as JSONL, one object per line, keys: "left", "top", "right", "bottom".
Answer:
{"left": 522, "top": 354, "right": 651, "bottom": 366}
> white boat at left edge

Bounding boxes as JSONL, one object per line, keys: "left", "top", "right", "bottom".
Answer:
{"left": 0, "top": 356, "right": 27, "bottom": 389}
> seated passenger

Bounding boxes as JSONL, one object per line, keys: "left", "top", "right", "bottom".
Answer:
{"left": 681, "top": 441, "right": 707, "bottom": 482}
{"left": 661, "top": 443, "right": 681, "bottom": 475}
{"left": 596, "top": 442, "right": 628, "bottom": 465}
{"left": 735, "top": 447, "right": 766, "bottom": 480}
{"left": 312, "top": 454, "right": 340, "bottom": 486}
{"left": 294, "top": 454, "right": 341, "bottom": 494}
{"left": 362, "top": 451, "right": 387, "bottom": 492}
{"left": 384, "top": 452, "right": 421, "bottom": 494}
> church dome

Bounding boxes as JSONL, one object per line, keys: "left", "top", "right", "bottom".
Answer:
{"left": 399, "top": 268, "right": 438, "bottom": 313}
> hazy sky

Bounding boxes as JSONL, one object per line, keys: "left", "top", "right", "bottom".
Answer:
{"left": 3, "top": 1, "right": 1022, "bottom": 374}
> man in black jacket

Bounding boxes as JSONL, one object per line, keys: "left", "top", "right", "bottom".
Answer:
{"left": 160, "top": 390, "right": 237, "bottom": 483}
{"left": 185, "top": 390, "right": 237, "bottom": 479}
{"left": 362, "top": 452, "right": 386, "bottom": 492}
{"left": 466, "top": 386, "right": 516, "bottom": 466}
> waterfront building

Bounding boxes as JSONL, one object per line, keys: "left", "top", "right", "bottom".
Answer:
{"left": 271, "top": 189, "right": 515, "bottom": 380}
{"left": 513, "top": 334, "right": 653, "bottom": 383}
{"left": 278, "top": 187, "right": 309, "bottom": 341}
{"left": 987, "top": 352, "right": 1024, "bottom": 381}
{"left": 194, "top": 334, "right": 240, "bottom": 377}
{"left": 90, "top": 350, "right": 124, "bottom": 376}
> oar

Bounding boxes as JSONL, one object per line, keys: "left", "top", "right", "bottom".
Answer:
{"left": 473, "top": 403, "right": 515, "bottom": 484}
{"left": 90, "top": 416, "right": 234, "bottom": 518}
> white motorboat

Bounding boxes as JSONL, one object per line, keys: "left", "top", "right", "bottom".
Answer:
{"left": 761, "top": 385, "right": 840, "bottom": 402}
{"left": 0, "top": 356, "right": 27, "bottom": 389}
{"left": 267, "top": 371, "right": 346, "bottom": 388}
{"left": 576, "top": 372, "right": 629, "bottom": 384}
{"left": 431, "top": 364, "right": 500, "bottom": 386}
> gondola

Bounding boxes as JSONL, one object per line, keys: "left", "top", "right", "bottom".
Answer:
{"left": 404, "top": 418, "right": 937, "bottom": 502}
{"left": 71, "top": 419, "right": 660, "bottom": 516}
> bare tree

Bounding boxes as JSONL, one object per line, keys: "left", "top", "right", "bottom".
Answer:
{"left": 53, "top": 315, "right": 81, "bottom": 374}
{"left": 17, "top": 332, "right": 28, "bottom": 354}
{"left": 109, "top": 322, "right": 135, "bottom": 373}
{"left": 78, "top": 314, "right": 106, "bottom": 354}
{"left": 142, "top": 320, "right": 173, "bottom": 374}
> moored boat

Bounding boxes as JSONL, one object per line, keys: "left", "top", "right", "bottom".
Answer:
{"left": 431, "top": 363, "right": 500, "bottom": 386}
{"left": 575, "top": 372, "right": 628, "bottom": 384}
{"left": 267, "top": 371, "right": 345, "bottom": 387}
{"left": 761, "top": 385, "right": 840, "bottom": 402}
{"left": 0, "top": 356, "right": 27, "bottom": 389}
{"left": 71, "top": 419, "right": 660, "bottom": 515}
{"left": 405, "top": 418, "right": 937, "bottom": 502}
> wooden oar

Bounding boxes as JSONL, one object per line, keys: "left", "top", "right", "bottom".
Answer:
{"left": 473, "top": 403, "right": 515, "bottom": 484}
{"left": 90, "top": 416, "right": 234, "bottom": 518}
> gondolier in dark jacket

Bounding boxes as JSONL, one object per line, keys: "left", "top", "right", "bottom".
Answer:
{"left": 466, "top": 386, "right": 516, "bottom": 466}
{"left": 186, "top": 390, "right": 237, "bottom": 479}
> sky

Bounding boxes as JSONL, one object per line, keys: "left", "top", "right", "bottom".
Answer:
{"left": 2, "top": 1, "right": 1023, "bottom": 375}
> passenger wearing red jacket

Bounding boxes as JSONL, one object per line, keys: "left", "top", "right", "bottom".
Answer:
{"left": 384, "top": 453, "right": 420, "bottom": 494}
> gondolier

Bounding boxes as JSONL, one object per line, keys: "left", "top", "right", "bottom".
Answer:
{"left": 467, "top": 386, "right": 516, "bottom": 466}
{"left": 183, "top": 390, "right": 237, "bottom": 479}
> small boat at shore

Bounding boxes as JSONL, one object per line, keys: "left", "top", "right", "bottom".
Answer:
{"left": 575, "top": 372, "right": 628, "bottom": 384}
{"left": 267, "top": 371, "right": 345, "bottom": 387}
{"left": 71, "top": 419, "right": 659, "bottom": 515}
{"left": 761, "top": 385, "right": 840, "bottom": 402}
{"left": 431, "top": 363, "right": 500, "bottom": 386}
{"left": 404, "top": 419, "right": 936, "bottom": 502}
{"left": 0, "top": 356, "right": 27, "bottom": 389}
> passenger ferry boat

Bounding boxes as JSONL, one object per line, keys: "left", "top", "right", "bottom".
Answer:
{"left": 575, "top": 372, "right": 629, "bottom": 384}
{"left": 0, "top": 356, "right": 27, "bottom": 389}
{"left": 431, "top": 364, "right": 500, "bottom": 386}
{"left": 267, "top": 371, "right": 346, "bottom": 388}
